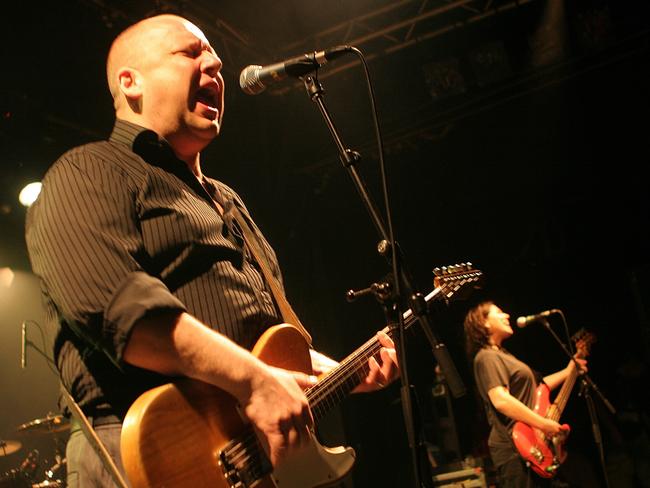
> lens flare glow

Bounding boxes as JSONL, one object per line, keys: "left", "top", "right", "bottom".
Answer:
{"left": 19, "top": 182, "right": 42, "bottom": 207}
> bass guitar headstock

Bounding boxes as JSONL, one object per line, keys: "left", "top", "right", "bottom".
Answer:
{"left": 571, "top": 328, "right": 596, "bottom": 358}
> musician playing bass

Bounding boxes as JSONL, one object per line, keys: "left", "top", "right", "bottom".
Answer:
{"left": 463, "top": 301, "right": 587, "bottom": 487}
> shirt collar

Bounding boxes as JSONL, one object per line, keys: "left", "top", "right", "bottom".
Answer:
{"left": 109, "top": 119, "right": 177, "bottom": 165}
{"left": 108, "top": 119, "right": 231, "bottom": 211}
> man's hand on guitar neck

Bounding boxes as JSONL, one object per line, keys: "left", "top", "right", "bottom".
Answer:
{"left": 310, "top": 330, "right": 399, "bottom": 393}
{"left": 355, "top": 331, "right": 399, "bottom": 393}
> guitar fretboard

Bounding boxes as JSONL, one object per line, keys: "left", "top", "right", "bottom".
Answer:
{"left": 547, "top": 336, "right": 591, "bottom": 422}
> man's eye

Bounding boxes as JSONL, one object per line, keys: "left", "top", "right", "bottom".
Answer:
{"left": 178, "top": 48, "right": 200, "bottom": 57}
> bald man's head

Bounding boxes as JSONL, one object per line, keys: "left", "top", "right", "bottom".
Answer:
{"left": 106, "top": 15, "right": 187, "bottom": 110}
{"left": 103, "top": 14, "right": 224, "bottom": 157}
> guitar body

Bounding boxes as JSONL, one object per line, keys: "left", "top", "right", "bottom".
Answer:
{"left": 121, "top": 324, "right": 355, "bottom": 488}
{"left": 512, "top": 384, "right": 569, "bottom": 478}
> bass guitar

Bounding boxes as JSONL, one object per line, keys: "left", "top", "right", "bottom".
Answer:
{"left": 511, "top": 328, "right": 595, "bottom": 478}
{"left": 120, "top": 263, "right": 482, "bottom": 488}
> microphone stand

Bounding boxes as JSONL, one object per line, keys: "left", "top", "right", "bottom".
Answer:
{"left": 301, "top": 72, "right": 466, "bottom": 488}
{"left": 539, "top": 317, "right": 615, "bottom": 488}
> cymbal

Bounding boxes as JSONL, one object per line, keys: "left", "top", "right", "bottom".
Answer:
{"left": 16, "top": 414, "right": 70, "bottom": 435}
{"left": 0, "top": 439, "right": 21, "bottom": 456}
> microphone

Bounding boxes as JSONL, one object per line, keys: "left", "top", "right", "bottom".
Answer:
{"left": 516, "top": 309, "right": 561, "bottom": 328}
{"left": 21, "top": 321, "right": 26, "bottom": 368}
{"left": 239, "top": 45, "right": 351, "bottom": 95}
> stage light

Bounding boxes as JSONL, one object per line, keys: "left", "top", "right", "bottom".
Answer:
{"left": 0, "top": 267, "right": 14, "bottom": 288}
{"left": 19, "top": 182, "right": 42, "bottom": 207}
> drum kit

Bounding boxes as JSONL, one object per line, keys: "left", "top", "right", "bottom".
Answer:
{"left": 0, "top": 414, "right": 69, "bottom": 488}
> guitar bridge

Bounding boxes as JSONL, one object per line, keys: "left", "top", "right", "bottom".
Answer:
{"left": 529, "top": 446, "right": 544, "bottom": 463}
{"left": 218, "top": 430, "right": 272, "bottom": 488}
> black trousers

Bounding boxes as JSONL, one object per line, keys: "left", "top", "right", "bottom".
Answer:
{"left": 496, "top": 456, "right": 551, "bottom": 488}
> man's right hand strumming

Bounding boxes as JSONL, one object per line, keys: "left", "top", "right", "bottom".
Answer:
{"left": 240, "top": 365, "right": 316, "bottom": 466}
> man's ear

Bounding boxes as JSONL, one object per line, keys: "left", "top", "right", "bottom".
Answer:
{"left": 117, "top": 67, "right": 143, "bottom": 100}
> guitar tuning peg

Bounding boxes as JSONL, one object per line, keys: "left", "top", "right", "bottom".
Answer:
{"left": 433, "top": 267, "right": 441, "bottom": 276}
{"left": 441, "top": 266, "right": 448, "bottom": 275}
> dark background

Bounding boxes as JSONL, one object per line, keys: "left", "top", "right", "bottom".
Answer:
{"left": 1, "top": 1, "right": 649, "bottom": 486}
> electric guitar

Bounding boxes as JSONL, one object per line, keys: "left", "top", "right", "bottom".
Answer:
{"left": 511, "top": 328, "right": 595, "bottom": 478}
{"left": 120, "top": 263, "right": 482, "bottom": 488}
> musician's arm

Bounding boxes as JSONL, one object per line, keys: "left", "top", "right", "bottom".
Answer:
{"left": 542, "top": 368, "right": 570, "bottom": 391}
{"left": 123, "top": 310, "right": 316, "bottom": 466}
{"left": 487, "top": 386, "right": 564, "bottom": 436}
{"left": 542, "top": 355, "right": 588, "bottom": 391}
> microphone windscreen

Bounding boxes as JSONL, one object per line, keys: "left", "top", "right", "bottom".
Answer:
{"left": 516, "top": 316, "right": 527, "bottom": 328}
{"left": 239, "top": 65, "right": 264, "bottom": 95}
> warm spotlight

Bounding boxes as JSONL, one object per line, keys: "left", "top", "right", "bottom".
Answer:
{"left": 19, "top": 182, "right": 42, "bottom": 207}
{"left": 0, "top": 267, "right": 15, "bottom": 288}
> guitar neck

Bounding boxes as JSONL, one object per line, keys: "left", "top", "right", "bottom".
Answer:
{"left": 548, "top": 343, "right": 590, "bottom": 421}
{"left": 305, "top": 288, "right": 441, "bottom": 422}
{"left": 548, "top": 367, "right": 578, "bottom": 421}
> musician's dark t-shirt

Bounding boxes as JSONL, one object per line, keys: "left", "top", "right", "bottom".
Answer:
{"left": 473, "top": 347, "right": 539, "bottom": 467}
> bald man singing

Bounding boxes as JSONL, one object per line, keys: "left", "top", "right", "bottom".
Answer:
{"left": 26, "top": 14, "right": 397, "bottom": 487}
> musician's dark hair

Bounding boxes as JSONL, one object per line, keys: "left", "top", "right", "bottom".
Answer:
{"left": 464, "top": 300, "right": 494, "bottom": 359}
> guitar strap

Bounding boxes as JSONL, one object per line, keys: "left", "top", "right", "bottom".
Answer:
{"left": 61, "top": 384, "right": 129, "bottom": 488}
{"left": 231, "top": 204, "right": 313, "bottom": 347}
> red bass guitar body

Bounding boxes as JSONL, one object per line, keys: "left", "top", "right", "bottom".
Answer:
{"left": 511, "top": 384, "right": 570, "bottom": 478}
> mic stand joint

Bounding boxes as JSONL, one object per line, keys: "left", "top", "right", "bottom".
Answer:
{"left": 346, "top": 281, "right": 393, "bottom": 304}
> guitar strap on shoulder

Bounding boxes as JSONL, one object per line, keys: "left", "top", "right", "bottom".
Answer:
{"left": 231, "top": 205, "right": 312, "bottom": 347}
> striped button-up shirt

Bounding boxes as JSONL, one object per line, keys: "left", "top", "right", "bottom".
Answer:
{"left": 26, "top": 119, "right": 284, "bottom": 416}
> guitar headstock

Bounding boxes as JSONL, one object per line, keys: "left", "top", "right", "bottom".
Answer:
{"left": 571, "top": 328, "right": 596, "bottom": 358}
{"left": 432, "top": 262, "right": 483, "bottom": 302}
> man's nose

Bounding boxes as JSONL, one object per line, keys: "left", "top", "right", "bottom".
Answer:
{"left": 201, "top": 53, "right": 223, "bottom": 78}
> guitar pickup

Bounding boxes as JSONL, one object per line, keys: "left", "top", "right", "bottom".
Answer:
{"left": 218, "top": 431, "right": 273, "bottom": 488}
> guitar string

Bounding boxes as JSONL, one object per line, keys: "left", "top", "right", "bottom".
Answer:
{"left": 546, "top": 339, "right": 588, "bottom": 422}
{"left": 549, "top": 338, "right": 583, "bottom": 422}
{"left": 549, "top": 365, "right": 578, "bottom": 421}
{"left": 226, "top": 429, "right": 268, "bottom": 481}
{"left": 307, "top": 337, "right": 381, "bottom": 418}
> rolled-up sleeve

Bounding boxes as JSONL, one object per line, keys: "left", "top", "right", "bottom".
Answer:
{"left": 26, "top": 147, "right": 185, "bottom": 363}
